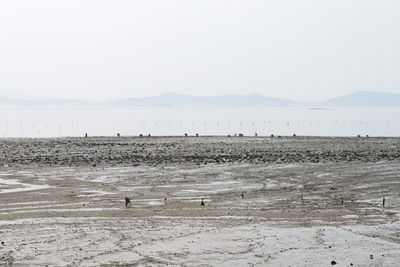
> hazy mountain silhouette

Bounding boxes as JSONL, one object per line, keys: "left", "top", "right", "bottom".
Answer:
{"left": 320, "top": 91, "right": 400, "bottom": 106}
{"left": 1, "top": 91, "right": 400, "bottom": 106}
{"left": 111, "top": 92, "right": 294, "bottom": 106}
{"left": 0, "top": 96, "right": 87, "bottom": 106}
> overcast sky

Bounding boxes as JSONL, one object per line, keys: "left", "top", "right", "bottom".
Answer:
{"left": 0, "top": 0, "right": 399, "bottom": 102}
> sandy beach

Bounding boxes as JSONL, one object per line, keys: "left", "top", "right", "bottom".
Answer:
{"left": 1, "top": 136, "right": 400, "bottom": 266}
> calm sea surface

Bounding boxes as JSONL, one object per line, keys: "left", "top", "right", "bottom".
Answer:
{"left": 0, "top": 106, "right": 399, "bottom": 138}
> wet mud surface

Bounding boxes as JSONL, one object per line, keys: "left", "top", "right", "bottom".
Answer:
{"left": 0, "top": 136, "right": 400, "bottom": 266}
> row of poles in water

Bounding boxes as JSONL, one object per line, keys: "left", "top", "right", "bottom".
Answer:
{"left": 2, "top": 120, "right": 390, "bottom": 129}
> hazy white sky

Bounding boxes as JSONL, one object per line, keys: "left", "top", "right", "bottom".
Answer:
{"left": 0, "top": 0, "right": 399, "bottom": 102}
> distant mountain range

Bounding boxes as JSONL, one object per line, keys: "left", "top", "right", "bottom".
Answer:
{"left": 319, "top": 91, "right": 400, "bottom": 106}
{"left": 111, "top": 92, "right": 295, "bottom": 106}
{"left": 0, "top": 96, "right": 86, "bottom": 106}
{"left": 0, "top": 91, "right": 400, "bottom": 107}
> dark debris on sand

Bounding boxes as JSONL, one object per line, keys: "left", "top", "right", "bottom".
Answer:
{"left": 0, "top": 136, "right": 399, "bottom": 168}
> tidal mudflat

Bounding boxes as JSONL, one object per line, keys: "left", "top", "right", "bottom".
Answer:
{"left": 0, "top": 136, "right": 400, "bottom": 266}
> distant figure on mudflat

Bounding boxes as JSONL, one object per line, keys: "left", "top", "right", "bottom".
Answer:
{"left": 85, "top": 133, "right": 88, "bottom": 138}
{"left": 201, "top": 198, "right": 205, "bottom": 206}
{"left": 125, "top": 197, "right": 131, "bottom": 206}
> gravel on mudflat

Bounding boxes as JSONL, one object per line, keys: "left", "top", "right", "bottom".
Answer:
{"left": 0, "top": 136, "right": 399, "bottom": 168}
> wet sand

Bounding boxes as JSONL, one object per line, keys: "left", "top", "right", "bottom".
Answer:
{"left": 0, "top": 136, "right": 400, "bottom": 266}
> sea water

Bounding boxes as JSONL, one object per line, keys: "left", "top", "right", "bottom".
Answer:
{"left": 0, "top": 106, "right": 398, "bottom": 137}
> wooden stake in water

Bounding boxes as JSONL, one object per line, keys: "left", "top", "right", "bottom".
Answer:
{"left": 383, "top": 197, "right": 385, "bottom": 207}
